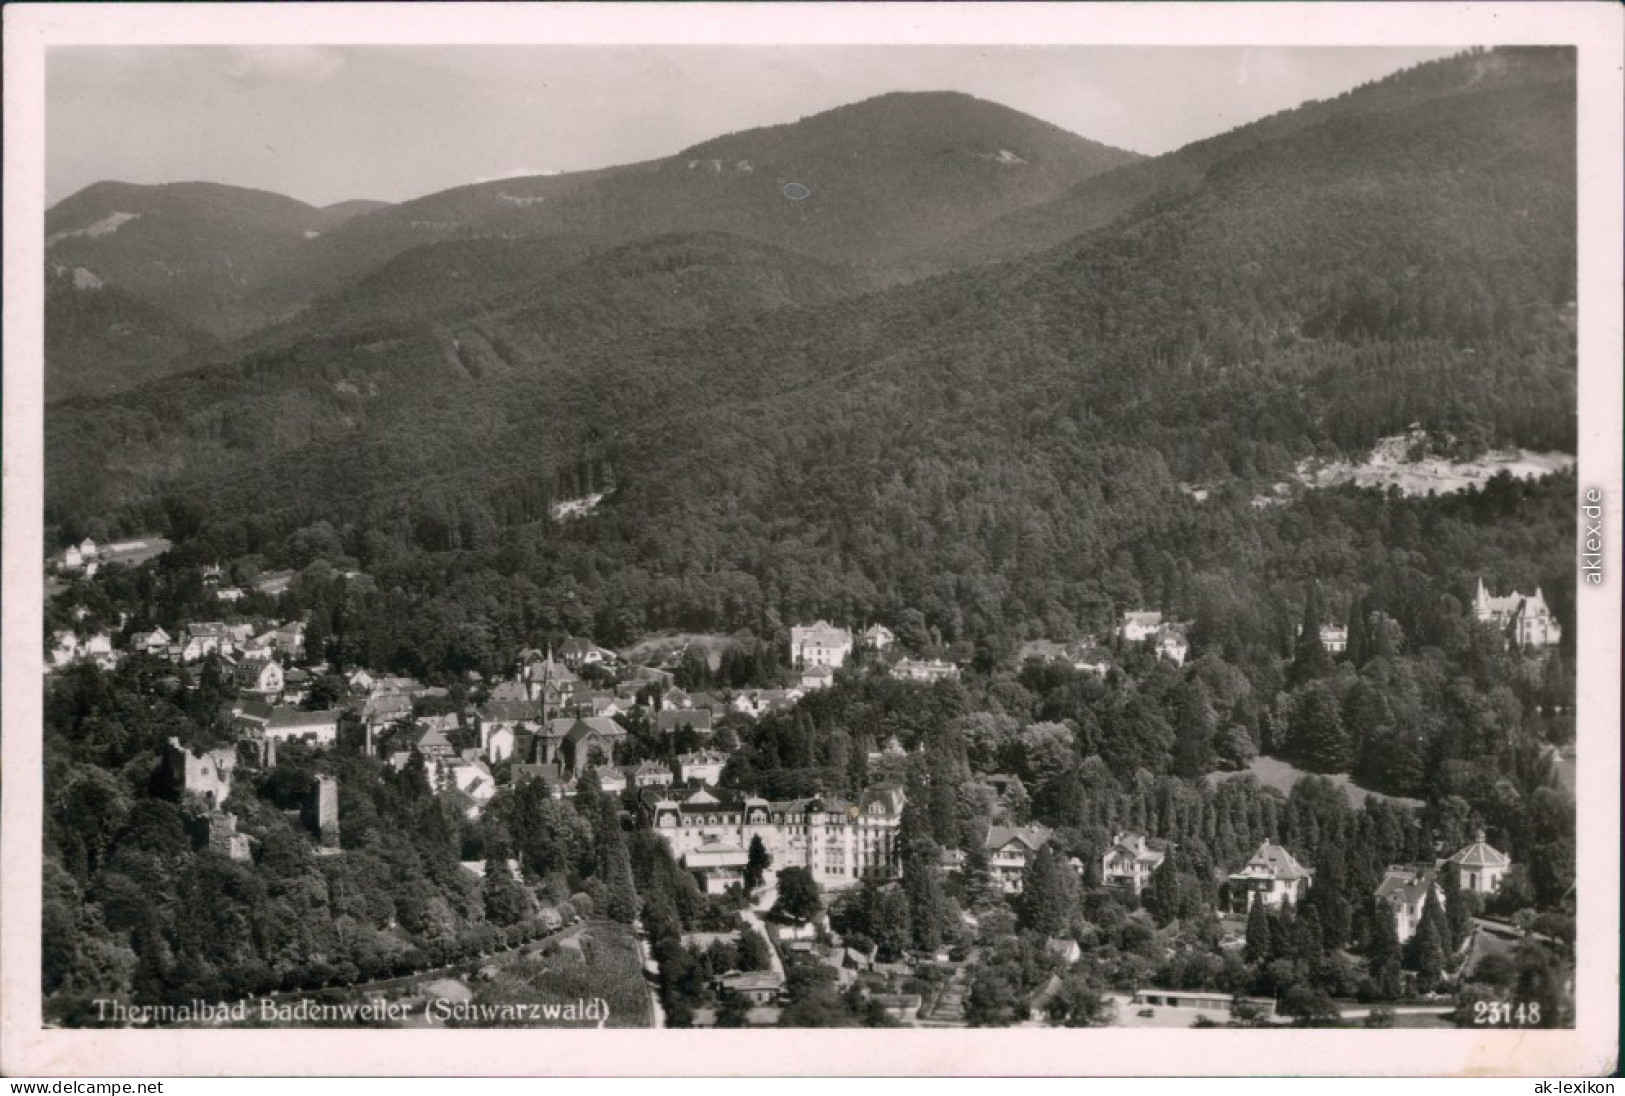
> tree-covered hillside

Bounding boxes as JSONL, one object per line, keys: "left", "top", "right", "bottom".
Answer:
{"left": 922, "top": 45, "right": 1574, "bottom": 272}
{"left": 45, "top": 50, "right": 1576, "bottom": 655}
{"left": 45, "top": 181, "right": 379, "bottom": 337}
{"left": 45, "top": 271, "right": 221, "bottom": 403}
{"left": 275, "top": 89, "right": 1139, "bottom": 306}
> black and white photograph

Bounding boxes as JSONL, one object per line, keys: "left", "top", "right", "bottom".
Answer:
{"left": 3, "top": 2, "right": 1619, "bottom": 1079}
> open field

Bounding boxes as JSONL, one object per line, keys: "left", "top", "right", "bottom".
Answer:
{"left": 440, "top": 920, "right": 653, "bottom": 1028}
{"left": 619, "top": 632, "right": 738, "bottom": 671}
{"left": 1208, "top": 755, "right": 1424, "bottom": 810}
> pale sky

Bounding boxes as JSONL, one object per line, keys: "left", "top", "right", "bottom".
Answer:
{"left": 47, "top": 45, "right": 1460, "bottom": 208}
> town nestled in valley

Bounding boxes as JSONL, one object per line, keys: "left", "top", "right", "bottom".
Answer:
{"left": 39, "top": 44, "right": 1578, "bottom": 1032}
{"left": 44, "top": 532, "right": 1573, "bottom": 1029}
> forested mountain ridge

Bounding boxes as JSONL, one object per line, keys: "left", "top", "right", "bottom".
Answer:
{"left": 250, "top": 91, "right": 1140, "bottom": 316}
{"left": 43, "top": 230, "right": 873, "bottom": 530}
{"left": 920, "top": 45, "right": 1575, "bottom": 273}
{"left": 45, "top": 181, "right": 388, "bottom": 338}
{"left": 43, "top": 92, "right": 1134, "bottom": 403}
{"left": 44, "top": 267, "right": 222, "bottom": 403}
{"left": 45, "top": 49, "right": 1575, "bottom": 653}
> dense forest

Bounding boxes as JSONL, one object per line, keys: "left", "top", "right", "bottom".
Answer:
{"left": 45, "top": 53, "right": 1576, "bottom": 657}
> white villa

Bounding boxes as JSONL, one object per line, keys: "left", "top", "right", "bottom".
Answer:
{"left": 1228, "top": 842, "right": 1314, "bottom": 910}
{"left": 790, "top": 621, "right": 854, "bottom": 669}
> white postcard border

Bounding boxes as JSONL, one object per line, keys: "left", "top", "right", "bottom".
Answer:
{"left": 3, "top": 2, "right": 1619, "bottom": 1077}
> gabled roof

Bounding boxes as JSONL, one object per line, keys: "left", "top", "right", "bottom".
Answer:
{"left": 790, "top": 621, "right": 852, "bottom": 646}
{"left": 658, "top": 708, "right": 714, "bottom": 733}
{"left": 414, "top": 727, "right": 454, "bottom": 751}
{"left": 1107, "top": 833, "right": 1166, "bottom": 864}
{"left": 233, "top": 656, "right": 280, "bottom": 682}
{"left": 266, "top": 707, "right": 339, "bottom": 728}
{"left": 1122, "top": 611, "right": 1163, "bottom": 627}
{"left": 1235, "top": 841, "right": 1313, "bottom": 881}
{"left": 480, "top": 700, "right": 542, "bottom": 722}
{"left": 488, "top": 679, "right": 528, "bottom": 702}
{"left": 985, "top": 823, "right": 1054, "bottom": 852}
{"left": 1375, "top": 866, "right": 1440, "bottom": 905}
{"left": 566, "top": 716, "right": 628, "bottom": 743}
{"left": 363, "top": 693, "right": 412, "bottom": 720}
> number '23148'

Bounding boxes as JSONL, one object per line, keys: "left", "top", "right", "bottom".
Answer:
{"left": 1473, "top": 1000, "right": 1541, "bottom": 1026}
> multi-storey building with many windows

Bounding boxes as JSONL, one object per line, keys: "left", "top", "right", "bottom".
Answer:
{"left": 646, "top": 783, "right": 905, "bottom": 891}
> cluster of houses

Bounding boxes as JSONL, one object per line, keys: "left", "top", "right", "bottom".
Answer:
{"left": 1118, "top": 612, "right": 1191, "bottom": 667}
{"left": 952, "top": 819, "right": 1512, "bottom": 952}
{"left": 788, "top": 620, "right": 962, "bottom": 687}
{"left": 52, "top": 536, "right": 166, "bottom": 578}
{"left": 1221, "top": 832, "right": 1513, "bottom": 944}
{"left": 123, "top": 618, "right": 309, "bottom": 667}
{"left": 151, "top": 618, "right": 949, "bottom": 834}
{"left": 1015, "top": 610, "right": 1192, "bottom": 675}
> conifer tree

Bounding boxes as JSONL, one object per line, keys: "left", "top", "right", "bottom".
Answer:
{"left": 1145, "top": 860, "right": 1182, "bottom": 925}
{"left": 1170, "top": 681, "right": 1217, "bottom": 778}
{"left": 1294, "top": 683, "right": 1353, "bottom": 774}
{"left": 904, "top": 841, "right": 946, "bottom": 953}
{"left": 1244, "top": 899, "right": 1273, "bottom": 964}
{"left": 1019, "top": 846, "right": 1077, "bottom": 938}
{"left": 1366, "top": 901, "right": 1404, "bottom": 1000}
{"left": 744, "top": 835, "right": 772, "bottom": 893}
{"left": 1412, "top": 911, "right": 1447, "bottom": 992}
{"left": 1345, "top": 598, "right": 1370, "bottom": 668}
{"left": 1290, "top": 585, "right": 1331, "bottom": 687}
{"left": 1369, "top": 612, "right": 1398, "bottom": 662}
{"left": 591, "top": 791, "right": 638, "bottom": 923}
{"left": 1440, "top": 867, "right": 1472, "bottom": 951}
{"left": 960, "top": 838, "right": 997, "bottom": 910}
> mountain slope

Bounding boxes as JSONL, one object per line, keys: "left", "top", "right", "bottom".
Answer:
{"left": 44, "top": 181, "right": 336, "bottom": 336}
{"left": 44, "top": 230, "right": 870, "bottom": 526}
{"left": 921, "top": 46, "right": 1575, "bottom": 272}
{"left": 46, "top": 48, "right": 1575, "bottom": 620}
{"left": 44, "top": 266, "right": 221, "bottom": 402}
{"left": 311, "top": 198, "right": 393, "bottom": 230}
{"left": 44, "top": 93, "right": 1133, "bottom": 397}
{"left": 265, "top": 92, "right": 1140, "bottom": 308}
